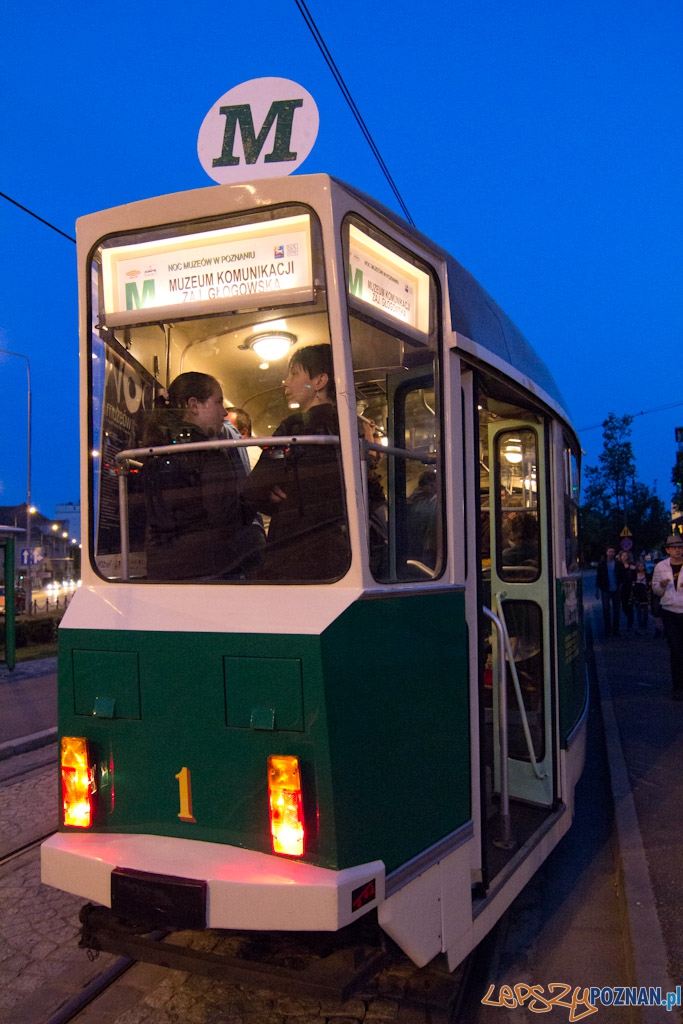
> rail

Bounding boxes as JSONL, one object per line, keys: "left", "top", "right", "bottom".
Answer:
{"left": 114, "top": 435, "right": 343, "bottom": 581}
{"left": 360, "top": 438, "right": 437, "bottom": 465}
{"left": 482, "top": 605, "right": 513, "bottom": 850}
{"left": 494, "top": 592, "right": 547, "bottom": 781}
{"left": 113, "top": 435, "right": 436, "bottom": 581}
{"left": 28, "top": 592, "right": 74, "bottom": 615}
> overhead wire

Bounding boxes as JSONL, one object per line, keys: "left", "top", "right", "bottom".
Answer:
{"left": 0, "top": 190, "right": 75, "bottom": 244}
{"left": 293, "top": 0, "right": 415, "bottom": 226}
{"left": 578, "top": 400, "right": 683, "bottom": 432}
{"left": 1, "top": 68, "right": 679, "bottom": 436}
{"left": 4, "top": 8, "right": 415, "bottom": 235}
{"left": 3, "top": 185, "right": 681, "bottom": 437}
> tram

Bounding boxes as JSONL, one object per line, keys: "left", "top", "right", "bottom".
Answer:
{"left": 41, "top": 174, "right": 586, "bottom": 972}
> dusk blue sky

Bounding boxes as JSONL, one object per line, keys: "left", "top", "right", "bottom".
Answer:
{"left": 1, "top": 1, "right": 681, "bottom": 520}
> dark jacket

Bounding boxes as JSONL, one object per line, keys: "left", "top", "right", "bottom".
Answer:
{"left": 141, "top": 409, "right": 256, "bottom": 580}
{"left": 243, "top": 403, "right": 350, "bottom": 581}
{"left": 632, "top": 573, "right": 652, "bottom": 607}
{"left": 596, "top": 557, "right": 626, "bottom": 594}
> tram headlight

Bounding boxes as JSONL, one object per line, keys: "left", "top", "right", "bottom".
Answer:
{"left": 267, "top": 755, "right": 305, "bottom": 857}
{"left": 61, "top": 736, "right": 94, "bottom": 828}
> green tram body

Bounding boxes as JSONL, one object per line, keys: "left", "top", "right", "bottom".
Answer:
{"left": 42, "top": 175, "right": 587, "bottom": 969}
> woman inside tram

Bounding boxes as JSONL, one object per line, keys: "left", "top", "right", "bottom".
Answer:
{"left": 141, "top": 371, "right": 264, "bottom": 580}
{"left": 243, "top": 344, "right": 351, "bottom": 581}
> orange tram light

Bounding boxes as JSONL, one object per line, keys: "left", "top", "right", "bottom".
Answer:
{"left": 267, "top": 755, "right": 305, "bottom": 857}
{"left": 61, "top": 736, "right": 94, "bottom": 828}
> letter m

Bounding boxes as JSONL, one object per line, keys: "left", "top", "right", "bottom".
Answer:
{"left": 125, "top": 279, "right": 156, "bottom": 310}
{"left": 348, "top": 266, "right": 363, "bottom": 297}
{"left": 212, "top": 99, "right": 304, "bottom": 167}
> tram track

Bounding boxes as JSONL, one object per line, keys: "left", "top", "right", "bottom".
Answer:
{"left": 57, "top": 924, "right": 482, "bottom": 1024}
{"left": 41, "top": 956, "right": 137, "bottom": 1024}
{"left": 0, "top": 744, "right": 56, "bottom": 783}
{"left": 20, "top": 913, "right": 485, "bottom": 1024}
{"left": 0, "top": 829, "right": 56, "bottom": 867}
{"left": 0, "top": 750, "right": 58, "bottom": 862}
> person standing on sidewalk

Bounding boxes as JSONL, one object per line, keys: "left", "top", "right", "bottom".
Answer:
{"left": 632, "top": 561, "right": 652, "bottom": 634}
{"left": 596, "top": 545, "right": 625, "bottom": 637}
{"left": 617, "top": 549, "right": 637, "bottom": 632}
{"left": 651, "top": 534, "right": 683, "bottom": 700}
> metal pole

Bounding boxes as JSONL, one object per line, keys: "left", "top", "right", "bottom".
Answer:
{"left": 483, "top": 605, "right": 515, "bottom": 850}
{"left": 4, "top": 537, "right": 16, "bottom": 670}
{"left": 118, "top": 468, "right": 130, "bottom": 581}
{"left": 0, "top": 349, "right": 31, "bottom": 615}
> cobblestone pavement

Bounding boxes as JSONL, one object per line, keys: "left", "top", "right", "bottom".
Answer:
{"left": 0, "top": 752, "right": 110, "bottom": 1021}
{"left": 0, "top": 848, "right": 118, "bottom": 1021}
{"left": 0, "top": 745, "right": 58, "bottom": 856}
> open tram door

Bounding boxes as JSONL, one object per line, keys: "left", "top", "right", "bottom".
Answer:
{"left": 485, "top": 418, "right": 554, "bottom": 804}
{"left": 469, "top": 376, "right": 558, "bottom": 882}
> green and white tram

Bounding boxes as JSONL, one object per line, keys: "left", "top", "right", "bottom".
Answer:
{"left": 41, "top": 174, "right": 586, "bottom": 970}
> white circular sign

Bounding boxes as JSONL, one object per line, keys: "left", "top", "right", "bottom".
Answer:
{"left": 198, "top": 77, "right": 319, "bottom": 184}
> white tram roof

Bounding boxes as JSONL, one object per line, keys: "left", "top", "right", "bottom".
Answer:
{"left": 337, "top": 178, "right": 572, "bottom": 426}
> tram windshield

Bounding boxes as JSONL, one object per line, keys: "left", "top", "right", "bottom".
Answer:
{"left": 88, "top": 204, "right": 351, "bottom": 584}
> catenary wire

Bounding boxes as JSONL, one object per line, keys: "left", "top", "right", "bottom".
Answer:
{"left": 2, "top": 175, "right": 679, "bottom": 436}
{"left": 578, "top": 399, "right": 683, "bottom": 432}
{"left": 2, "top": 187, "right": 681, "bottom": 437}
{"left": 3, "top": 185, "right": 681, "bottom": 438}
{"left": 293, "top": 0, "right": 415, "bottom": 226}
{"left": 0, "top": 190, "right": 75, "bottom": 243}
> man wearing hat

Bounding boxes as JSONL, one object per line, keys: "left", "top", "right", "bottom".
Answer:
{"left": 651, "top": 534, "right": 683, "bottom": 700}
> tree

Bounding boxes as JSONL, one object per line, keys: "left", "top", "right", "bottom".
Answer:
{"left": 594, "top": 412, "right": 636, "bottom": 516}
{"left": 672, "top": 450, "right": 683, "bottom": 514}
{"left": 580, "top": 413, "right": 668, "bottom": 560}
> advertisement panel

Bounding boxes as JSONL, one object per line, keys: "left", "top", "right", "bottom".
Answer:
{"left": 101, "top": 214, "right": 313, "bottom": 326}
{"left": 348, "top": 224, "right": 431, "bottom": 336}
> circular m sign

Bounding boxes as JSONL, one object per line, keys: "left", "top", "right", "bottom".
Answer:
{"left": 198, "top": 78, "right": 319, "bottom": 185}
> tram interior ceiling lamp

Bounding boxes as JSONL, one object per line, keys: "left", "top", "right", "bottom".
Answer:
{"left": 241, "top": 330, "right": 297, "bottom": 362}
{"left": 503, "top": 439, "right": 523, "bottom": 464}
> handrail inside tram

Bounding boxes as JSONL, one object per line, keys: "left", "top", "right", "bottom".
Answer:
{"left": 114, "top": 435, "right": 342, "bottom": 465}
{"left": 406, "top": 559, "right": 437, "bottom": 579}
{"left": 361, "top": 439, "right": 437, "bottom": 465}
{"left": 494, "top": 593, "right": 547, "bottom": 781}
{"left": 482, "top": 605, "right": 514, "bottom": 850}
{"left": 114, "top": 435, "right": 437, "bottom": 466}
{"left": 114, "top": 435, "right": 345, "bottom": 581}
{"left": 112, "top": 435, "right": 439, "bottom": 581}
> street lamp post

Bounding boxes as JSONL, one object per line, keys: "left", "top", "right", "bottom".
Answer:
{"left": 0, "top": 348, "right": 32, "bottom": 614}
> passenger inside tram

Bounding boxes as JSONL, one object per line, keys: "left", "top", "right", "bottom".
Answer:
{"left": 141, "top": 371, "right": 265, "bottom": 580}
{"left": 224, "top": 407, "right": 260, "bottom": 469}
{"left": 501, "top": 512, "right": 539, "bottom": 567}
{"left": 406, "top": 469, "right": 438, "bottom": 569}
{"left": 243, "top": 344, "right": 351, "bottom": 581}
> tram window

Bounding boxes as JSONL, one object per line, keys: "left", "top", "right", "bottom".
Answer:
{"left": 563, "top": 443, "right": 581, "bottom": 575}
{"left": 343, "top": 216, "right": 444, "bottom": 583}
{"left": 495, "top": 429, "right": 540, "bottom": 583}
{"left": 485, "top": 599, "right": 545, "bottom": 763}
{"left": 88, "top": 204, "right": 351, "bottom": 584}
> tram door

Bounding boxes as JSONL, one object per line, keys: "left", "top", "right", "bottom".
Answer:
{"left": 483, "top": 416, "right": 554, "bottom": 809}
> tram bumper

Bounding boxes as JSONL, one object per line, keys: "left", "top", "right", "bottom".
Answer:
{"left": 41, "top": 832, "right": 385, "bottom": 931}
